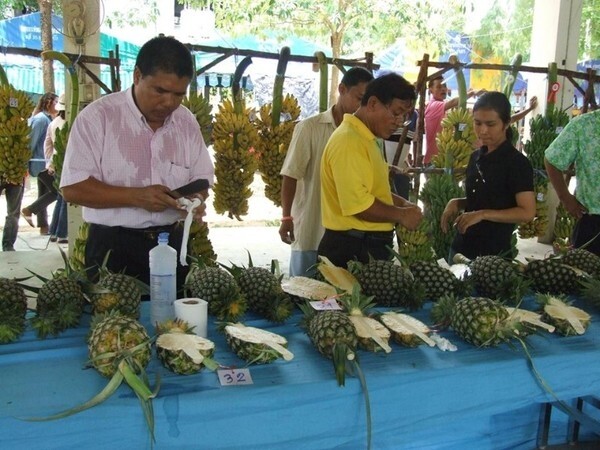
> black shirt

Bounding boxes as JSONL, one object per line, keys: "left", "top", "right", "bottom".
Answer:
{"left": 452, "top": 140, "right": 534, "bottom": 258}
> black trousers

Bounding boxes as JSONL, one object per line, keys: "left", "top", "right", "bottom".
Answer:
{"left": 85, "top": 222, "right": 189, "bottom": 296}
{"left": 573, "top": 214, "right": 600, "bottom": 256}
{"left": 317, "top": 229, "right": 394, "bottom": 268}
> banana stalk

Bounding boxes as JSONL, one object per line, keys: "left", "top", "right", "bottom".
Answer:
{"left": 503, "top": 53, "right": 523, "bottom": 99}
{"left": 41, "top": 51, "right": 80, "bottom": 127}
{"left": 449, "top": 54, "right": 467, "bottom": 110}
{"left": 315, "top": 51, "right": 328, "bottom": 113}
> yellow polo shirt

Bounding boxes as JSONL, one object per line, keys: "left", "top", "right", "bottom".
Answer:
{"left": 320, "top": 113, "right": 394, "bottom": 232}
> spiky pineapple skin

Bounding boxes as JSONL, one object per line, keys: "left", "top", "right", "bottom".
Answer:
{"left": 307, "top": 311, "right": 358, "bottom": 358}
{"left": 236, "top": 267, "right": 294, "bottom": 322}
{"left": 409, "top": 260, "right": 464, "bottom": 301}
{"left": 225, "top": 333, "right": 280, "bottom": 364}
{"left": 185, "top": 266, "right": 247, "bottom": 321}
{"left": 88, "top": 314, "right": 151, "bottom": 378}
{"left": 355, "top": 260, "right": 425, "bottom": 310}
{"left": 451, "top": 297, "right": 509, "bottom": 347}
{"left": 0, "top": 278, "right": 28, "bottom": 343}
{"left": 32, "top": 277, "right": 85, "bottom": 338}
{"left": 561, "top": 248, "right": 600, "bottom": 278}
{"left": 525, "top": 259, "right": 579, "bottom": 295}
{"left": 469, "top": 256, "right": 528, "bottom": 305}
{"left": 93, "top": 273, "right": 141, "bottom": 318}
{"left": 156, "top": 338, "right": 214, "bottom": 375}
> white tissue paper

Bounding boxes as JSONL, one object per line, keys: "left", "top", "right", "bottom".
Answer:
{"left": 174, "top": 298, "right": 208, "bottom": 338}
{"left": 177, "top": 197, "right": 203, "bottom": 266}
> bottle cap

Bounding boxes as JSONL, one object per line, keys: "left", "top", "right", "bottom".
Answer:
{"left": 158, "top": 232, "right": 169, "bottom": 242}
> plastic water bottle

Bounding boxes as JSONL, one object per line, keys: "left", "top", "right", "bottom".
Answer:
{"left": 149, "top": 232, "right": 177, "bottom": 325}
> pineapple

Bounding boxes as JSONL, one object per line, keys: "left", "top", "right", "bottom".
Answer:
{"left": 280, "top": 276, "right": 337, "bottom": 303}
{"left": 29, "top": 312, "right": 158, "bottom": 442}
{"left": 524, "top": 258, "right": 580, "bottom": 295}
{"left": 92, "top": 271, "right": 144, "bottom": 318}
{"left": 431, "top": 296, "right": 522, "bottom": 347}
{"left": 224, "top": 322, "right": 293, "bottom": 364}
{"left": 184, "top": 261, "right": 247, "bottom": 322}
{"left": 504, "top": 307, "right": 555, "bottom": 335}
{"left": 0, "top": 278, "right": 28, "bottom": 344}
{"left": 299, "top": 303, "right": 358, "bottom": 386}
{"left": 409, "top": 260, "right": 467, "bottom": 301}
{"left": 579, "top": 277, "right": 600, "bottom": 309}
{"left": 156, "top": 319, "right": 218, "bottom": 375}
{"left": 338, "top": 284, "right": 391, "bottom": 353}
{"left": 25, "top": 249, "right": 87, "bottom": 338}
{"left": 226, "top": 256, "right": 294, "bottom": 323}
{"left": 469, "top": 255, "right": 529, "bottom": 305}
{"left": 560, "top": 248, "right": 600, "bottom": 278}
{"left": 536, "top": 294, "right": 591, "bottom": 336}
{"left": 379, "top": 312, "right": 434, "bottom": 347}
{"left": 349, "top": 259, "right": 425, "bottom": 310}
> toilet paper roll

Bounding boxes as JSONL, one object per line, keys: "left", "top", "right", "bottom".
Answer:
{"left": 174, "top": 298, "right": 208, "bottom": 338}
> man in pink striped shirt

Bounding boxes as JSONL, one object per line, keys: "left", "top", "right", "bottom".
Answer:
{"left": 61, "top": 36, "right": 214, "bottom": 289}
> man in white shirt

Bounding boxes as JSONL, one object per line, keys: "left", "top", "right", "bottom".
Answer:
{"left": 279, "top": 67, "right": 374, "bottom": 277}
{"left": 61, "top": 36, "right": 214, "bottom": 288}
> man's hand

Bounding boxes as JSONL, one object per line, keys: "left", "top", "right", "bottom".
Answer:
{"left": 453, "top": 210, "right": 485, "bottom": 234}
{"left": 397, "top": 205, "right": 423, "bottom": 231}
{"left": 279, "top": 220, "right": 295, "bottom": 244}
{"left": 529, "top": 96, "right": 538, "bottom": 110}
{"left": 441, "top": 199, "right": 461, "bottom": 233}
{"left": 561, "top": 193, "right": 587, "bottom": 219}
{"left": 137, "top": 185, "right": 182, "bottom": 212}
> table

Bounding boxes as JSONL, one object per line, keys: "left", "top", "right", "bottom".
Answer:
{"left": 2, "top": 298, "right": 600, "bottom": 449}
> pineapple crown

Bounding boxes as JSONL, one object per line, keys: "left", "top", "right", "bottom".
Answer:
{"left": 338, "top": 283, "right": 377, "bottom": 315}
{"left": 430, "top": 294, "right": 457, "bottom": 329}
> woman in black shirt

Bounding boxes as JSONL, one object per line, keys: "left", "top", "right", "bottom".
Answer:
{"left": 441, "top": 91, "right": 535, "bottom": 259}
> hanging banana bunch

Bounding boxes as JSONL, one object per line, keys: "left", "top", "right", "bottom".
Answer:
{"left": 431, "top": 107, "right": 476, "bottom": 177}
{"left": 395, "top": 221, "right": 435, "bottom": 265}
{"left": 254, "top": 93, "right": 301, "bottom": 206}
{"left": 519, "top": 106, "right": 569, "bottom": 238}
{"left": 182, "top": 91, "right": 213, "bottom": 146}
{"left": 0, "top": 75, "right": 34, "bottom": 185}
{"left": 212, "top": 56, "right": 258, "bottom": 221}
{"left": 254, "top": 47, "right": 301, "bottom": 207}
{"left": 69, "top": 220, "right": 89, "bottom": 272}
{"left": 188, "top": 221, "right": 218, "bottom": 265}
{"left": 552, "top": 203, "right": 575, "bottom": 255}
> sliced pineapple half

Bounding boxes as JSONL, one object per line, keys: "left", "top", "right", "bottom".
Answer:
{"left": 379, "top": 312, "right": 434, "bottom": 347}
{"left": 156, "top": 333, "right": 217, "bottom": 375}
{"left": 505, "top": 307, "right": 555, "bottom": 333}
{"left": 281, "top": 276, "right": 337, "bottom": 301}
{"left": 224, "top": 323, "right": 294, "bottom": 363}
{"left": 536, "top": 294, "right": 591, "bottom": 336}
{"left": 317, "top": 256, "right": 358, "bottom": 293}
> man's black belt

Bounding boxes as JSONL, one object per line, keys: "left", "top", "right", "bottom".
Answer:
{"left": 90, "top": 222, "right": 182, "bottom": 241}
{"left": 326, "top": 228, "right": 394, "bottom": 241}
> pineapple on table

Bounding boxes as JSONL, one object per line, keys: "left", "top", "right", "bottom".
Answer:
{"left": 379, "top": 312, "right": 434, "bottom": 348}
{"left": 409, "top": 260, "right": 468, "bottom": 302}
{"left": 338, "top": 284, "right": 391, "bottom": 353}
{"left": 224, "top": 322, "right": 293, "bottom": 364}
{"left": 0, "top": 278, "right": 28, "bottom": 344}
{"left": 524, "top": 257, "right": 581, "bottom": 296}
{"left": 156, "top": 318, "right": 218, "bottom": 375}
{"left": 185, "top": 258, "right": 247, "bottom": 322}
{"left": 92, "top": 269, "right": 145, "bottom": 319}
{"left": 536, "top": 294, "right": 591, "bottom": 336}
{"left": 560, "top": 248, "right": 600, "bottom": 278}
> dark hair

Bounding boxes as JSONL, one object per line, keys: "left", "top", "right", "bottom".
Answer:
{"left": 473, "top": 91, "right": 513, "bottom": 142}
{"left": 33, "top": 92, "right": 57, "bottom": 115}
{"left": 341, "top": 67, "right": 374, "bottom": 87}
{"left": 428, "top": 75, "right": 444, "bottom": 88}
{"left": 361, "top": 73, "right": 416, "bottom": 106}
{"left": 135, "top": 36, "right": 194, "bottom": 79}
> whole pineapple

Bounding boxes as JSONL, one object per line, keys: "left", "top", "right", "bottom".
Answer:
{"left": 156, "top": 319, "right": 217, "bottom": 375}
{"left": 299, "top": 303, "right": 358, "bottom": 386}
{"left": 0, "top": 278, "right": 28, "bottom": 344}
{"left": 432, "top": 296, "right": 521, "bottom": 347}
{"left": 92, "top": 271, "right": 144, "bottom": 319}
{"left": 524, "top": 258, "right": 580, "bottom": 295}
{"left": 185, "top": 261, "right": 247, "bottom": 322}
{"left": 560, "top": 248, "right": 600, "bottom": 278}
{"left": 350, "top": 259, "right": 425, "bottom": 310}
{"left": 226, "top": 256, "right": 294, "bottom": 323}
{"left": 409, "top": 260, "right": 466, "bottom": 301}
{"left": 469, "top": 255, "right": 529, "bottom": 305}
{"left": 88, "top": 312, "right": 152, "bottom": 378}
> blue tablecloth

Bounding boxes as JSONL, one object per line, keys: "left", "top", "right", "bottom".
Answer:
{"left": 2, "top": 299, "right": 600, "bottom": 449}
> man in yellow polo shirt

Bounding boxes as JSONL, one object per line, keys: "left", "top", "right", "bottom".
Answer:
{"left": 318, "top": 73, "right": 423, "bottom": 267}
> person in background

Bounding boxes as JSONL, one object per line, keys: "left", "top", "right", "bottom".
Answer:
{"left": 279, "top": 67, "right": 374, "bottom": 277}
{"left": 21, "top": 92, "right": 58, "bottom": 235}
{"left": 0, "top": 177, "right": 24, "bottom": 251}
{"left": 441, "top": 91, "right": 535, "bottom": 260}
{"left": 44, "top": 94, "right": 68, "bottom": 244}
{"left": 545, "top": 108, "right": 600, "bottom": 256}
{"left": 424, "top": 76, "right": 484, "bottom": 166}
{"left": 318, "top": 73, "right": 423, "bottom": 268}
{"left": 60, "top": 36, "right": 214, "bottom": 288}
{"left": 510, "top": 95, "right": 538, "bottom": 124}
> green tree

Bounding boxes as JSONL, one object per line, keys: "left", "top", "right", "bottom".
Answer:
{"left": 183, "top": 0, "right": 466, "bottom": 104}
{"left": 580, "top": 0, "right": 600, "bottom": 60}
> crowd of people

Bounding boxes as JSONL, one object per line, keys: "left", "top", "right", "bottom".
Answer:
{"left": 1, "top": 35, "right": 597, "bottom": 283}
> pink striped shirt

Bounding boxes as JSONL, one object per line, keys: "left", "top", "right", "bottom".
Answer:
{"left": 60, "top": 87, "right": 214, "bottom": 228}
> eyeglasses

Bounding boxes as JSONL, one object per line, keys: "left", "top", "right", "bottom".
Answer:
{"left": 381, "top": 100, "right": 413, "bottom": 124}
